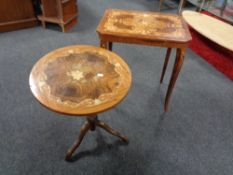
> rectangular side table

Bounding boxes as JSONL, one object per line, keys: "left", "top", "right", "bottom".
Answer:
{"left": 96, "top": 9, "right": 191, "bottom": 111}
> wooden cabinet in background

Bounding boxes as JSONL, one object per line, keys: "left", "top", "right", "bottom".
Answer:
{"left": 0, "top": 0, "right": 38, "bottom": 32}
{"left": 38, "top": 0, "right": 78, "bottom": 32}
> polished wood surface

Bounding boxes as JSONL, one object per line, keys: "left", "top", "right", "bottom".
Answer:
{"left": 97, "top": 9, "right": 191, "bottom": 111}
{"left": 97, "top": 9, "right": 191, "bottom": 44}
{"left": 29, "top": 45, "right": 132, "bottom": 116}
{"left": 0, "top": 0, "right": 37, "bottom": 32}
{"left": 182, "top": 10, "right": 233, "bottom": 51}
{"left": 30, "top": 45, "right": 131, "bottom": 161}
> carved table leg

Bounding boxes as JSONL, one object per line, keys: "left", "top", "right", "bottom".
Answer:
{"left": 65, "top": 121, "right": 91, "bottom": 161}
{"left": 65, "top": 116, "right": 128, "bottom": 161}
{"left": 164, "top": 48, "right": 185, "bottom": 112}
{"left": 108, "top": 42, "right": 113, "bottom": 51}
{"left": 100, "top": 40, "right": 108, "bottom": 49}
{"left": 95, "top": 120, "right": 128, "bottom": 142}
{"left": 160, "top": 48, "right": 172, "bottom": 83}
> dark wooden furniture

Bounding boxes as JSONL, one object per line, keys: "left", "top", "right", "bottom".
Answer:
{"left": 0, "top": 0, "right": 38, "bottom": 32}
{"left": 29, "top": 45, "right": 132, "bottom": 160}
{"left": 97, "top": 9, "right": 192, "bottom": 112}
{"left": 38, "top": 0, "right": 78, "bottom": 32}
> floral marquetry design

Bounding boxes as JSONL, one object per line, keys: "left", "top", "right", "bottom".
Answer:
{"left": 97, "top": 9, "right": 191, "bottom": 42}
{"left": 29, "top": 45, "right": 132, "bottom": 115}
{"left": 97, "top": 9, "right": 191, "bottom": 112}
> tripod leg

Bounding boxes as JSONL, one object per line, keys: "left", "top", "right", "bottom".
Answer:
{"left": 65, "top": 121, "right": 91, "bottom": 161}
{"left": 96, "top": 120, "right": 128, "bottom": 142}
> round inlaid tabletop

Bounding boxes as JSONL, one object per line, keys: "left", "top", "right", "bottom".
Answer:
{"left": 29, "top": 45, "right": 132, "bottom": 116}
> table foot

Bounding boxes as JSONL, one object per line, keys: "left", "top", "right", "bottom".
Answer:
{"left": 65, "top": 116, "right": 128, "bottom": 160}
{"left": 65, "top": 121, "right": 91, "bottom": 161}
{"left": 95, "top": 120, "right": 128, "bottom": 142}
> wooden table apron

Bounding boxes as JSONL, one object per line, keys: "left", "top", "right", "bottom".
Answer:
{"left": 97, "top": 33, "right": 188, "bottom": 112}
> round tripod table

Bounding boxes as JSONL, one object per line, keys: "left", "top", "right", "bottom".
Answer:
{"left": 29, "top": 45, "right": 132, "bottom": 161}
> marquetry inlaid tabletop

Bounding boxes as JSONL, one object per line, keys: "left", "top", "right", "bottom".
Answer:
{"left": 29, "top": 45, "right": 132, "bottom": 116}
{"left": 97, "top": 9, "right": 191, "bottom": 43}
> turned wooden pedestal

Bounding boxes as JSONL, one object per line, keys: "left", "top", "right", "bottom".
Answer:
{"left": 65, "top": 116, "right": 128, "bottom": 160}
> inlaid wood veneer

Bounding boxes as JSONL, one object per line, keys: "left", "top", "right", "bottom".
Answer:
{"left": 97, "top": 9, "right": 192, "bottom": 111}
{"left": 29, "top": 45, "right": 132, "bottom": 161}
{"left": 30, "top": 45, "right": 132, "bottom": 116}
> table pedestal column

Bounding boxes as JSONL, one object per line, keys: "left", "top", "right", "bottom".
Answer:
{"left": 65, "top": 116, "right": 128, "bottom": 161}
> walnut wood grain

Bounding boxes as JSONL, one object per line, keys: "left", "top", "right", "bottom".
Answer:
{"left": 30, "top": 45, "right": 131, "bottom": 161}
{"left": 97, "top": 9, "right": 191, "bottom": 44}
{"left": 29, "top": 45, "right": 132, "bottom": 116}
{"left": 97, "top": 9, "right": 191, "bottom": 111}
